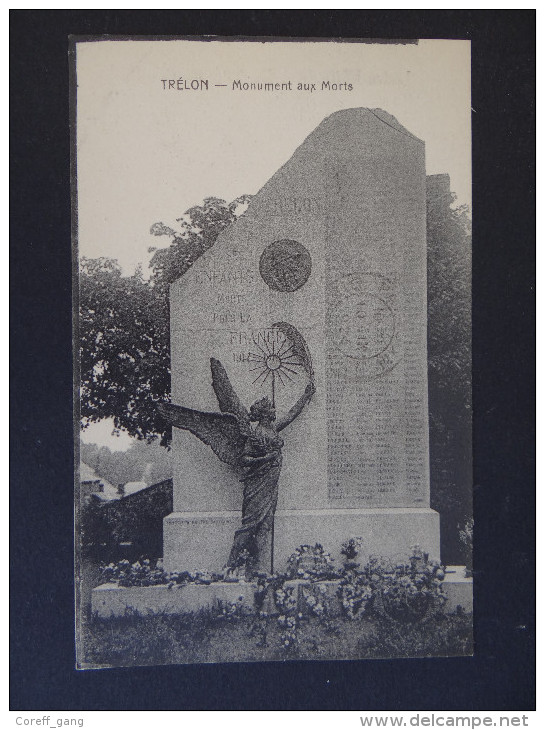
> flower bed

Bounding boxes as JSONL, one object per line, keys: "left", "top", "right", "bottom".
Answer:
{"left": 93, "top": 545, "right": 470, "bottom": 627}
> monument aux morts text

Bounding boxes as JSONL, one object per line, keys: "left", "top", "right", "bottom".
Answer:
{"left": 163, "top": 108, "right": 440, "bottom": 572}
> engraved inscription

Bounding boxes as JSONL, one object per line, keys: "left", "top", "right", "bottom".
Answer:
{"left": 193, "top": 268, "right": 255, "bottom": 287}
{"left": 326, "top": 268, "right": 427, "bottom": 506}
{"left": 261, "top": 196, "right": 326, "bottom": 215}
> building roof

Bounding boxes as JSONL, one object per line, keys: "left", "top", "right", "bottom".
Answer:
{"left": 80, "top": 462, "right": 119, "bottom": 501}
{"left": 122, "top": 481, "right": 149, "bottom": 496}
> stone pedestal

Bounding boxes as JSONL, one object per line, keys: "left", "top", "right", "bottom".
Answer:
{"left": 164, "top": 508, "right": 440, "bottom": 573}
{"left": 164, "top": 108, "right": 440, "bottom": 573}
{"left": 164, "top": 512, "right": 240, "bottom": 573}
{"left": 273, "top": 508, "right": 440, "bottom": 566}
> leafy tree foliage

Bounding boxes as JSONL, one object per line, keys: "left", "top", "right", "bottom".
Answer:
{"left": 79, "top": 257, "right": 170, "bottom": 442}
{"left": 79, "top": 196, "right": 251, "bottom": 444}
{"left": 148, "top": 195, "right": 252, "bottom": 296}
{"left": 427, "top": 194, "right": 472, "bottom": 396}
{"left": 426, "top": 179, "right": 472, "bottom": 563}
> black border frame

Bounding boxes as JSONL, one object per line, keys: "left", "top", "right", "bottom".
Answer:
{"left": 10, "top": 10, "right": 535, "bottom": 710}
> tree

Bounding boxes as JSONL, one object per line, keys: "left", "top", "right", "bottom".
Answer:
{"left": 148, "top": 195, "right": 252, "bottom": 295}
{"left": 426, "top": 177, "right": 472, "bottom": 564}
{"left": 79, "top": 196, "right": 251, "bottom": 444}
{"left": 79, "top": 256, "right": 170, "bottom": 442}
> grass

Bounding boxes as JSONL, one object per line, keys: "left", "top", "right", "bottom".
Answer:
{"left": 79, "top": 608, "right": 473, "bottom": 668}
{"left": 77, "top": 558, "right": 473, "bottom": 668}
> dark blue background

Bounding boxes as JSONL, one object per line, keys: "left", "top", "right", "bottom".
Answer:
{"left": 10, "top": 10, "right": 535, "bottom": 710}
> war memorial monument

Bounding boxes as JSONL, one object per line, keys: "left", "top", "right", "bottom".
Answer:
{"left": 161, "top": 108, "right": 440, "bottom": 574}
{"left": 88, "top": 107, "right": 474, "bottom": 666}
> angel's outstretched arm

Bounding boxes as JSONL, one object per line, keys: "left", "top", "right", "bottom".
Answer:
{"left": 276, "top": 381, "right": 315, "bottom": 432}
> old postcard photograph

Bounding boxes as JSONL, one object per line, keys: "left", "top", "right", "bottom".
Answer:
{"left": 74, "top": 37, "right": 472, "bottom": 668}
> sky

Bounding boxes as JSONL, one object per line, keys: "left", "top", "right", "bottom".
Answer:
{"left": 77, "top": 39, "right": 471, "bottom": 275}
{"left": 81, "top": 418, "right": 135, "bottom": 452}
{"left": 76, "top": 38, "right": 471, "bottom": 449}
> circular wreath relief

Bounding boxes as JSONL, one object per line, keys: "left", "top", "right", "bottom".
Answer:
{"left": 259, "top": 239, "right": 312, "bottom": 292}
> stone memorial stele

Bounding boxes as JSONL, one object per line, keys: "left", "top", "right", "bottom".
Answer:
{"left": 163, "top": 108, "right": 440, "bottom": 573}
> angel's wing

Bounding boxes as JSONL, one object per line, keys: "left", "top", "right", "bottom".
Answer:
{"left": 210, "top": 357, "right": 250, "bottom": 426}
{"left": 157, "top": 402, "right": 246, "bottom": 467}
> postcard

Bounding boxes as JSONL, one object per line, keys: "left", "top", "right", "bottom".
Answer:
{"left": 73, "top": 37, "right": 472, "bottom": 668}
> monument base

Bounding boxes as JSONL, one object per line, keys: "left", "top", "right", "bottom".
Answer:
{"left": 163, "top": 508, "right": 440, "bottom": 573}
{"left": 91, "top": 567, "right": 471, "bottom": 619}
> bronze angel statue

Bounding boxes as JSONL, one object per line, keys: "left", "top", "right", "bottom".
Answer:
{"left": 158, "top": 322, "right": 315, "bottom": 576}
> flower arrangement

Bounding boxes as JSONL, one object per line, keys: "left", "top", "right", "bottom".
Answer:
{"left": 99, "top": 559, "right": 223, "bottom": 588}
{"left": 277, "top": 614, "right": 299, "bottom": 649}
{"left": 99, "top": 542, "right": 447, "bottom": 649}
{"left": 370, "top": 547, "right": 447, "bottom": 623}
{"left": 100, "top": 559, "right": 167, "bottom": 587}
{"left": 274, "top": 585, "right": 298, "bottom": 613}
{"left": 338, "top": 571, "right": 374, "bottom": 620}
{"left": 273, "top": 585, "right": 302, "bottom": 651}
{"left": 340, "top": 537, "right": 363, "bottom": 562}
{"left": 337, "top": 547, "right": 447, "bottom": 623}
{"left": 285, "top": 543, "right": 339, "bottom": 581}
{"left": 302, "top": 585, "right": 327, "bottom": 618}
